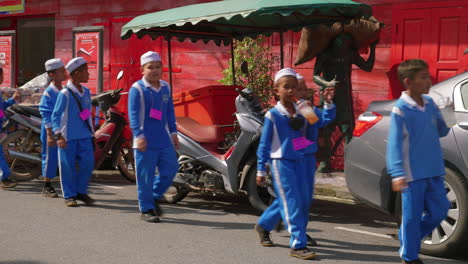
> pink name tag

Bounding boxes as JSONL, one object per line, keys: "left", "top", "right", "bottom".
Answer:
{"left": 150, "top": 108, "right": 162, "bottom": 120}
{"left": 80, "top": 109, "right": 91, "bottom": 120}
{"left": 0, "top": 110, "right": 4, "bottom": 119}
{"left": 292, "top": 137, "right": 314, "bottom": 151}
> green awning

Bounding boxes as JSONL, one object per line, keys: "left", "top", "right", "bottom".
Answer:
{"left": 121, "top": 0, "right": 372, "bottom": 45}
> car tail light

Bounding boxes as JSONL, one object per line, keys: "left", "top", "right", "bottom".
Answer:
{"left": 353, "top": 112, "right": 383, "bottom": 137}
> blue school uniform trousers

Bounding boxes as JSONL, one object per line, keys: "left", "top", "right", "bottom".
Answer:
{"left": 0, "top": 97, "right": 16, "bottom": 180}
{"left": 52, "top": 81, "right": 94, "bottom": 199}
{"left": 39, "top": 85, "right": 60, "bottom": 180}
{"left": 387, "top": 93, "right": 450, "bottom": 261}
{"left": 257, "top": 102, "right": 335, "bottom": 249}
{"left": 128, "top": 78, "right": 178, "bottom": 213}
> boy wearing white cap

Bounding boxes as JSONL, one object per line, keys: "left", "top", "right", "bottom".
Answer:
{"left": 39, "top": 58, "right": 67, "bottom": 197}
{"left": 0, "top": 65, "right": 20, "bottom": 188}
{"left": 254, "top": 68, "right": 335, "bottom": 260}
{"left": 52, "top": 57, "right": 95, "bottom": 207}
{"left": 128, "top": 51, "right": 179, "bottom": 222}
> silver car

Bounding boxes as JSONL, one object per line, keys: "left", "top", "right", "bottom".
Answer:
{"left": 345, "top": 71, "right": 468, "bottom": 258}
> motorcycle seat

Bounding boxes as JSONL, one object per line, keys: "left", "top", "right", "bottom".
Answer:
{"left": 176, "top": 117, "right": 224, "bottom": 143}
{"left": 11, "top": 105, "right": 41, "bottom": 118}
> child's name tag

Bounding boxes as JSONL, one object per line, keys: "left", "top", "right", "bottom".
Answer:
{"left": 292, "top": 137, "right": 314, "bottom": 151}
{"left": 80, "top": 109, "right": 91, "bottom": 120}
{"left": 150, "top": 108, "right": 162, "bottom": 120}
{"left": 0, "top": 110, "right": 5, "bottom": 119}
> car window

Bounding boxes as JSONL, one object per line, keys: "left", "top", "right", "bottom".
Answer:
{"left": 461, "top": 82, "right": 468, "bottom": 110}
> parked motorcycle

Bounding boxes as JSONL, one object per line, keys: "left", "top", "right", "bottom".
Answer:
{"left": 166, "top": 86, "right": 275, "bottom": 212}
{"left": 0, "top": 71, "right": 135, "bottom": 182}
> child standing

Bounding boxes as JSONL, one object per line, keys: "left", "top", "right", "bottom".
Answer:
{"left": 52, "top": 57, "right": 95, "bottom": 207}
{"left": 255, "top": 68, "right": 335, "bottom": 260}
{"left": 387, "top": 59, "right": 450, "bottom": 264}
{"left": 0, "top": 65, "right": 20, "bottom": 188}
{"left": 40, "top": 58, "right": 67, "bottom": 197}
{"left": 128, "top": 51, "right": 179, "bottom": 223}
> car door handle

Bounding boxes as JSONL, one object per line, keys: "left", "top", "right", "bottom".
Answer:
{"left": 458, "top": 122, "right": 468, "bottom": 130}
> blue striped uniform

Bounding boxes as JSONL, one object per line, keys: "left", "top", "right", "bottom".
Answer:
{"left": 0, "top": 96, "right": 16, "bottom": 180}
{"left": 39, "top": 84, "right": 61, "bottom": 179}
{"left": 52, "top": 80, "right": 94, "bottom": 199}
{"left": 128, "top": 78, "right": 178, "bottom": 213}
{"left": 386, "top": 92, "right": 450, "bottom": 261}
{"left": 257, "top": 101, "right": 335, "bottom": 249}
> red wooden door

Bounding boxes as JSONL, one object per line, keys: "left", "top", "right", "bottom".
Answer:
{"left": 429, "top": 6, "right": 468, "bottom": 82}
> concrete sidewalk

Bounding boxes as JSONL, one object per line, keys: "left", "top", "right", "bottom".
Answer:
{"left": 314, "top": 171, "right": 356, "bottom": 203}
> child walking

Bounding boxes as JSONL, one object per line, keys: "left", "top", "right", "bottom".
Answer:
{"left": 387, "top": 59, "right": 450, "bottom": 264}
{"left": 52, "top": 57, "right": 95, "bottom": 207}
{"left": 255, "top": 68, "right": 335, "bottom": 260}
{"left": 40, "top": 58, "right": 67, "bottom": 197}
{"left": 0, "top": 65, "right": 20, "bottom": 188}
{"left": 128, "top": 51, "right": 179, "bottom": 223}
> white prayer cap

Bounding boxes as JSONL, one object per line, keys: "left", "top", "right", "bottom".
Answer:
{"left": 296, "top": 73, "right": 304, "bottom": 80}
{"left": 274, "top": 68, "right": 297, "bottom": 84}
{"left": 66, "top": 57, "right": 87, "bottom": 73}
{"left": 141, "top": 51, "right": 161, "bottom": 66}
{"left": 45, "top": 58, "right": 64, "bottom": 71}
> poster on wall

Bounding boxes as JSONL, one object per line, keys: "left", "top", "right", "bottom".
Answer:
{"left": 0, "top": 0, "right": 24, "bottom": 14}
{"left": 0, "top": 31, "right": 15, "bottom": 88}
{"left": 72, "top": 26, "right": 103, "bottom": 94}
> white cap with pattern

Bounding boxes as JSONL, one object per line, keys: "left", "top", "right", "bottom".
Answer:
{"left": 140, "top": 51, "right": 161, "bottom": 66}
{"left": 274, "top": 68, "right": 298, "bottom": 84}
{"left": 66, "top": 57, "right": 87, "bottom": 73}
{"left": 45, "top": 58, "right": 64, "bottom": 71}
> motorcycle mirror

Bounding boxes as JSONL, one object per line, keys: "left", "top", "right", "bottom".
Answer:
{"left": 117, "top": 70, "right": 124, "bottom": 80}
{"left": 240, "top": 61, "right": 249, "bottom": 75}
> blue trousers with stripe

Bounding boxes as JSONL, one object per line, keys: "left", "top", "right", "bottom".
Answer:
{"left": 134, "top": 146, "right": 178, "bottom": 212}
{"left": 0, "top": 148, "right": 10, "bottom": 180}
{"left": 58, "top": 138, "right": 94, "bottom": 199}
{"left": 257, "top": 155, "right": 316, "bottom": 234}
{"left": 41, "top": 126, "right": 58, "bottom": 179}
{"left": 258, "top": 158, "right": 309, "bottom": 249}
{"left": 399, "top": 176, "right": 449, "bottom": 261}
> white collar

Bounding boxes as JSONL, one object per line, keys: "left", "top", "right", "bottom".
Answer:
{"left": 66, "top": 80, "right": 85, "bottom": 97}
{"left": 142, "top": 77, "right": 163, "bottom": 93}
{"left": 401, "top": 92, "right": 428, "bottom": 111}
{"left": 275, "top": 101, "right": 299, "bottom": 117}
{"left": 49, "top": 82, "right": 60, "bottom": 93}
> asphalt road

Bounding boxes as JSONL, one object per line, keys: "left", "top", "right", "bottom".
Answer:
{"left": 0, "top": 174, "right": 466, "bottom": 264}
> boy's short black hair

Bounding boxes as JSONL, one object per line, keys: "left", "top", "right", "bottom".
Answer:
{"left": 47, "top": 69, "right": 57, "bottom": 74}
{"left": 397, "top": 59, "right": 429, "bottom": 85}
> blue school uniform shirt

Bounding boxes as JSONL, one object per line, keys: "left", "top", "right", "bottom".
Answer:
{"left": 386, "top": 92, "right": 449, "bottom": 182}
{"left": 257, "top": 101, "right": 335, "bottom": 175}
{"left": 128, "top": 77, "right": 177, "bottom": 150}
{"left": 51, "top": 80, "right": 93, "bottom": 141}
{"left": 39, "top": 83, "right": 61, "bottom": 129}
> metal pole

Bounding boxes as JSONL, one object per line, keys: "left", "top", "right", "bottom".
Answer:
{"left": 167, "top": 36, "right": 173, "bottom": 95}
{"left": 230, "top": 39, "right": 236, "bottom": 85}
{"left": 280, "top": 32, "right": 284, "bottom": 69}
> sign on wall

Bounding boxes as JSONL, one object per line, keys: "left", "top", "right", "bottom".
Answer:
{"left": 0, "top": 31, "right": 15, "bottom": 88}
{"left": 0, "top": 0, "right": 24, "bottom": 14}
{"left": 72, "top": 26, "right": 103, "bottom": 94}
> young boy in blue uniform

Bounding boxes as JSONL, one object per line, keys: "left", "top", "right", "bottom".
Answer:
{"left": 255, "top": 68, "right": 335, "bottom": 260}
{"left": 128, "top": 51, "right": 179, "bottom": 223}
{"left": 387, "top": 59, "right": 450, "bottom": 264}
{"left": 0, "top": 65, "right": 20, "bottom": 189}
{"left": 40, "top": 58, "right": 67, "bottom": 197}
{"left": 52, "top": 57, "right": 95, "bottom": 207}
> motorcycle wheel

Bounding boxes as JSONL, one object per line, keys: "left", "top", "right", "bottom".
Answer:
{"left": 1, "top": 129, "right": 41, "bottom": 181}
{"left": 116, "top": 142, "right": 136, "bottom": 183}
{"left": 246, "top": 165, "right": 275, "bottom": 213}
{"left": 162, "top": 180, "right": 190, "bottom": 203}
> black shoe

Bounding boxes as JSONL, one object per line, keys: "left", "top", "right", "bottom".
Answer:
{"left": 289, "top": 247, "right": 317, "bottom": 260}
{"left": 154, "top": 202, "right": 164, "bottom": 216}
{"left": 76, "top": 193, "right": 95, "bottom": 205}
{"left": 141, "top": 209, "right": 160, "bottom": 223}
{"left": 1, "top": 178, "right": 17, "bottom": 188}
{"left": 306, "top": 234, "right": 318, "bottom": 246}
{"left": 65, "top": 197, "right": 78, "bottom": 207}
{"left": 43, "top": 186, "right": 58, "bottom": 198}
{"left": 254, "top": 224, "right": 274, "bottom": 247}
{"left": 402, "top": 259, "right": 424, "bottom": 264}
